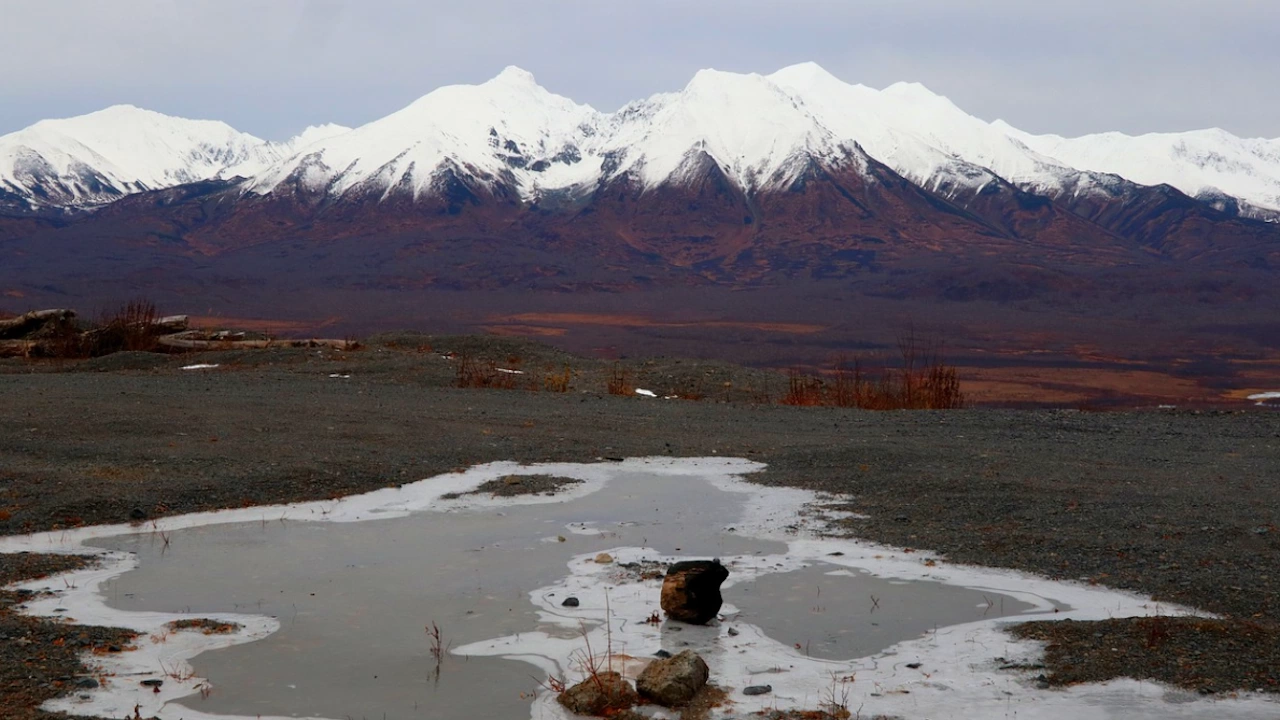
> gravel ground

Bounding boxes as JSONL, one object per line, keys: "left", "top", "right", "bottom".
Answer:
{"left": 1, "top": 341, "right": 1277, "bottom": 715}
{"left": 441, "top": 474, "right": 584, "bottom": 499}
{"left": 0, "top": 554, "right": 139, "bottom": 720}
{"left": 1011, "top": 617, "right": 1279, "bottom": 694}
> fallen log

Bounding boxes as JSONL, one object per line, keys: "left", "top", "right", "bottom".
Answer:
{"left": 0, "top": 309, "right": 76, "bottom": 340}
{"left": 156, "top": 315, "right": 189, "bottom": 332}
{"left": 0, "top": 339, "right": 36, "bottom": 358}
{"left": 156, "top": 334, "right": 355, "bottom": 351}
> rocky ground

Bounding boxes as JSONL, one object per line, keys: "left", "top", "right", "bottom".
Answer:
{"left": 1, "top": 337, "right": 1277, "bottom": 716}
{"left": 0, "top": 554, "right": 138, "bottom": 720}
{"left": 441, "top": 474, "right": 584, "bottom": 500}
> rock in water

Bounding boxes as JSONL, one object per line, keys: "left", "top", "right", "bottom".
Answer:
{"left": 660, "top": 559, "right": 728, "bottom": 624}
{"left": 557, "top": 671, "right": 639, "bottom": 716}
{"left": 636, "top": 649, "right": 709, "bottom": 706}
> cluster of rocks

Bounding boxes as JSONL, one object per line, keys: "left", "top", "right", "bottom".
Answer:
{"left": 557, "top": 559, "right": 736, "bottom": 716}
{"left": 558, "top": 649, "right": 711, "bottom": 716}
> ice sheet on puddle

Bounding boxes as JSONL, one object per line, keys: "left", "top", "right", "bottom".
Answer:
{"left": 2, "top": 457, "right": 1275, "bottom": 720}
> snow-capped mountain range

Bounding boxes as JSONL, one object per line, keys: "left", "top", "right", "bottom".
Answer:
{"left": 0, "top": 106, "right": 349, "bottom": 211}
{"left": 2, "top": 63, "right": 1278, "bottom": 221}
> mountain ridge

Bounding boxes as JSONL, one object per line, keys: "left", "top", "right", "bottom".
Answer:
{"left": 2, "top": 64, "right": 1277, "bottom": 221}
{"left": 0, "top": 64, "right": 1276, "bottom": 358}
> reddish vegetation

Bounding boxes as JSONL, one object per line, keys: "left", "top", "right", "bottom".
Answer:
{"left": 782, "top": 336, "right": 965, "bottom": 410}
{"left": 606, "top": 364, "right": 635, "bottom": 396}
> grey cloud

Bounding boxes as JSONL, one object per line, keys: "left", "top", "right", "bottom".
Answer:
{"left": 1, "top": 0, "right": 1276, "bottom": 140}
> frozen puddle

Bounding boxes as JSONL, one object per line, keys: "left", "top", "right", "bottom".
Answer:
{"left": 2, "top": 458, "right": 1276, "bottom": 720}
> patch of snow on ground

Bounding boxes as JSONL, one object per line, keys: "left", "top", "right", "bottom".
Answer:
{"left": 180, "top": 364, "right": 219, "bottom": 370}
{"left": 635, "top": 388, "right": 657, "bottom": 397}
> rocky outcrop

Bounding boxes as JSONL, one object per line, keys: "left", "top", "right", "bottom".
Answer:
{"left": 556, "top": 671, "right": 639, "bottom": 716}
{"left": 660, "top": 559, "right": 729, "bottom": 624}
{"left": 636, "top": 649, "right": 709, "bottom": 706}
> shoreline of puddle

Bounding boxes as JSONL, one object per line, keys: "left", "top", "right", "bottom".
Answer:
{"left": 2, "top": 457, "right": 1276, "bottom": 720}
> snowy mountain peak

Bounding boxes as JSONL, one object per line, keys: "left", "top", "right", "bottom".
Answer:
{"left": 883, "top": 81, "right": 945, "bottom": 100}
{"left": 600, "top": 68, "right": 852, "bottom": 192}
{"left": 1001, "top": 123, "right": 1280, "bottom": 216}
{"left": 488, "top": 65, "right": 540, "bottom": 87}
{"left": 291, "top": 124, "right": 352, "bottom": 148}
{"left": 0, "top": 104, "right": 279, "bottom": 210}
{"left": 248, "top": 68, "right": 602, "bottom": 201}
{"left": 770, "top": 62, "right": 843, "bottom": 87}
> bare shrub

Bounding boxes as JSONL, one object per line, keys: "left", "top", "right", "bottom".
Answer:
{"left": 606, "top": 364, "right": 634, "bottom": 396}
{"left": 84, "top": 299, "right": 161, "bottom": 356}
{"left": 782, "top": 331, "right": 964, "bottom": 410}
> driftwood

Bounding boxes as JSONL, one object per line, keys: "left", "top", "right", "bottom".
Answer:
{"left": 156, "top": 315, "right": 190, "bottom": 332}
{"left": 0, "top": 309, "right": 353, "bottom": 357}
{"left": 0, "top": 339, "right": 36, "bottom": 358}
{"left": 0, "top": 309, "right": 76, "bottom": 340}
{"left": 156, "top": 332, "right": 355, "bottom": 351}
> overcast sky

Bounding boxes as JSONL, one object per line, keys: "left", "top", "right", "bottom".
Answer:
{"left": 3, "top": 0, "right": 1277, "bottom": 141}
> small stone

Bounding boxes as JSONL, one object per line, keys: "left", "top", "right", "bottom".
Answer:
{"left": 561, "top": 597, "right": 580, "bottom": 608}
{"left": 107, "top": 645, "right": 122, "bottom": 653}
{"left": 557, "top": 535, "right": 567, "bottom": 543}
{"left": 74, "top": 677, "right": 99, "bottom": 689}
{"left": 595, "top": 553, "right": 615, "bottom": 564}
{"left": 140, "top": 679, "right": 164, "bottom": 687}
{"left": 503, "top": 476, "right": 523, "bottom": 486}
{"left": 743, "top": 684, "right": 772, "bottom": 696}
{"left": 654, "top": 649, "right": 672, "bottom": 658}
{"left": 636, "top": 649, "right": 709, "bottom": 706}
{"left": 906, "top": 662, "right": 922, "bottom": 669}
{"left": 557, "top": 671, "right": 638, "bottom": 715}
{"left": 130, "top": 508, "right": 148, "bottom": 521}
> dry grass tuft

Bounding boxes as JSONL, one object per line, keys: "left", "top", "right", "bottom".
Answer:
{"left": 782, "top": 333, "right": 964, "bottom": 410}
{"left": 607, "top": 364, "right": 634, "bottom": 396}
{"left": 454, "top": 354, "right": 521, "bottom": 390}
